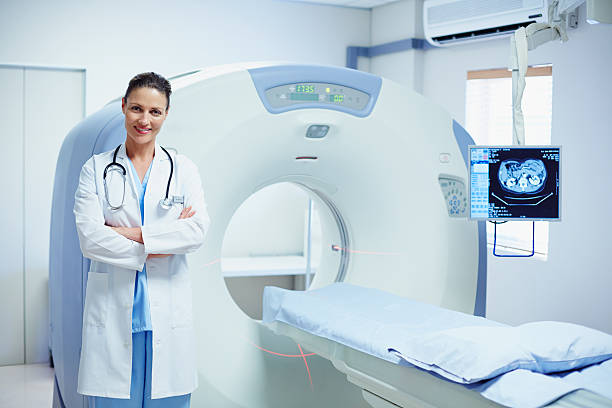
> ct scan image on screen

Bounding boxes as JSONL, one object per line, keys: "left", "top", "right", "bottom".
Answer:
{"left": 469, "top": 146, "right": 561, "bottom": 220}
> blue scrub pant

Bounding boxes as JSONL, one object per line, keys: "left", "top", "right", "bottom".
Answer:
{"left": 88, "top": 331, "right": 191, "bottom": 408}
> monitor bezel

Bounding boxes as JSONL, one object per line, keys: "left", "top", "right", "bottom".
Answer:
{"left": 467, "top": 145, "right": 562, "bottom": 222}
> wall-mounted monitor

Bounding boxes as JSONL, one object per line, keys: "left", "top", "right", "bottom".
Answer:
{"left": 469, "top": 146, "right": 561, "bottom": 221}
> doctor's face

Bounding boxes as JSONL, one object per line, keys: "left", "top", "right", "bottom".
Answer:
{"left": 122, "top": 87, "right": 169, "bottom": 146}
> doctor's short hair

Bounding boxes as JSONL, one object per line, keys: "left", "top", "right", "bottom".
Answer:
{"left": 124, "top": 72, "right": 172, "bottom": 110}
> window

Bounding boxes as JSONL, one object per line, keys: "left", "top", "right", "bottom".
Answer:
{"left": 465, "top": 66, "right": 553, "bottom": 257}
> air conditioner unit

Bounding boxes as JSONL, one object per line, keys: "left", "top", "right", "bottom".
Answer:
{"left": 424, "top": 0, "right": 548, "bottom": 46}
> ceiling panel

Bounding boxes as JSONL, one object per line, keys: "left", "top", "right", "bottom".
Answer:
{"left": 278, "top": 0, "right": 401, "bottom": 9}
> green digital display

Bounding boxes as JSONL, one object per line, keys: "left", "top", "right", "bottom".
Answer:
{"left": 266, "top": 82, "right": 369, "bottom": 110}
{"left": 295, "top": 84, "right": 315, "bottom": 93}
{"left": 329, "top": 94, "right": 344, "bottom": 103}
{"left": 290, "top": 93, "right": 319, "bottom": 101}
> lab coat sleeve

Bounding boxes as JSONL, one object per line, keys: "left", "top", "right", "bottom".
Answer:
{"left": 141, "top": 157, "right": 210, "bottom": 255}
{"left": 74, "top": 157, "right": 147, "bottom": 271}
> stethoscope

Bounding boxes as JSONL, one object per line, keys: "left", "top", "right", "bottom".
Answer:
{"left": 103, "top": 144, "right": 179, "bottom": 211}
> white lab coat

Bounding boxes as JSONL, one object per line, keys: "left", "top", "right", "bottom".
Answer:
{"left": 73, "top": 143, "right": 210, "bottom": 399}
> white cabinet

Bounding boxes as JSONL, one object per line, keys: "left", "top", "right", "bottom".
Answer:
{"left": 0, "top": 65, "right": 84, "bottom": 365}
{"left": 0, "top": 67, "right": 25, "bottom": 366}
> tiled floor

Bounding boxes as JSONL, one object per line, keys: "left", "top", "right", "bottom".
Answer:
{"left": 0, "top": 363, "right": 54, "bottom": 407}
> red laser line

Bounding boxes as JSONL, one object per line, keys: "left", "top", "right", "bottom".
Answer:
{"left": 248, "top": 340, "right": 316, "bottom": 358}
{"left": 332, "top": 245, "right": 401, "bottom": 256}
{"left": 203, "top": 258, "right": 221, "bottom": 267}
{"left": 247, "top": 339, "right": 316, "bottom": 390}
{"left": 297, "top": 344, "right": 313, "bottom": 391}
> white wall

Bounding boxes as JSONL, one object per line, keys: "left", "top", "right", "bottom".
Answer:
{"left": 0, "top": 0, "right": 370, "bottom": 114}
{"left": 420, "top": 7, "right": 612, "bottom": 334}
{"left": 370, "top": 0, "right": 424, "bottom": 92}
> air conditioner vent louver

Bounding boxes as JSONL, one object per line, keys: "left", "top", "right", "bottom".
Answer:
{"left": 432, "top": 21, "right": 536, "bottom": 44}
{"left": 424, "top": 0, "right": 546, "bottom": 46}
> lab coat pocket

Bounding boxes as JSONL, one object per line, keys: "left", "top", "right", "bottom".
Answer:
{"left": 83, "top": 272, "right": 109, "bottom": 327}
{"left": 170, "top": 273, "right": 194, "bottom": 328}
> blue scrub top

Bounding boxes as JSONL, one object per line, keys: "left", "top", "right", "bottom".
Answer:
{"left": 127, "top": 158, "right": 153, "bottom": 332}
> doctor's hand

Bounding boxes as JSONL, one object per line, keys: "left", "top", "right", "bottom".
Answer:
{"left": 179, "top": 206, "right": 196, "bottom": 219}
{"left": 147, "top": 253, "right": 172, "bottom": 259}
{"left": 145, "top": 206, "right": 196, "bottom": 259}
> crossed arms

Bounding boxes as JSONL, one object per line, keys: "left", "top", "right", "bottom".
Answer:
{"left": 74, "top": 156, "right": 210, "bottom": 271}
{"left": 109, "top": 205, "right": 196, "bottom": 259}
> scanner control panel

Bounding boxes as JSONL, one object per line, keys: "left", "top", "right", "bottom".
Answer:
{"left": 439, "top": 176, "right": 467, "bottom": 218}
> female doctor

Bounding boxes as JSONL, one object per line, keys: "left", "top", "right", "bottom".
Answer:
{"left": 73, "top": 72, "right": 210, "bottom": 407}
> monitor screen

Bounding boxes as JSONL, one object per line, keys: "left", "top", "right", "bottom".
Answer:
{"left": 469, "top": 146, "right": 561, "bottom": 220}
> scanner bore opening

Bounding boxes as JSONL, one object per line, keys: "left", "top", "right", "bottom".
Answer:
{"left": 220, "top": 181, "right": 349, "bottom": 319}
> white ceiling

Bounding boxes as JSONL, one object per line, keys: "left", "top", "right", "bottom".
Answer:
{"left": 279, "top": 0, "right": 401, "bottom": 9}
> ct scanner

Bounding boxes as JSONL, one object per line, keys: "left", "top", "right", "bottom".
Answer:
{"left": 49, "top": 62, "right": 490, "bottom": 408}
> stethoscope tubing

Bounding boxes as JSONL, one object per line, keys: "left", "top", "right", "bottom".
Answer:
{"left": 159, "top": 146, "right": 173, "bottom": 208}
{"left": 103, "top": 144, "right": 174, "bottom": 211}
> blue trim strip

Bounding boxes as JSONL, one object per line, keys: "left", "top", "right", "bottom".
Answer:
{"left": 248, "top": 65, "right": 382, "bottom": 118}
{"left": 346, "top": 38, "right": 435, "bottom": 69}
{"left": 452, "top": 120, "right": 487, "bottom": 317}
{"left": 346, "top": 46, "right": 370, "bottom": 69}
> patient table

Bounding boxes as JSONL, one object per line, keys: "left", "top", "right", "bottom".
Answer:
{"left": 263, "top": 284, "right": 612, "bottom": 408}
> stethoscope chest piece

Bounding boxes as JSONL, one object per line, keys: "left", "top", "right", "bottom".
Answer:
{"left": 159, "top": 198, "right": 173, "bottom": 210}
{"left": 160, "top": 195, "right": 184, "bottom": 210}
